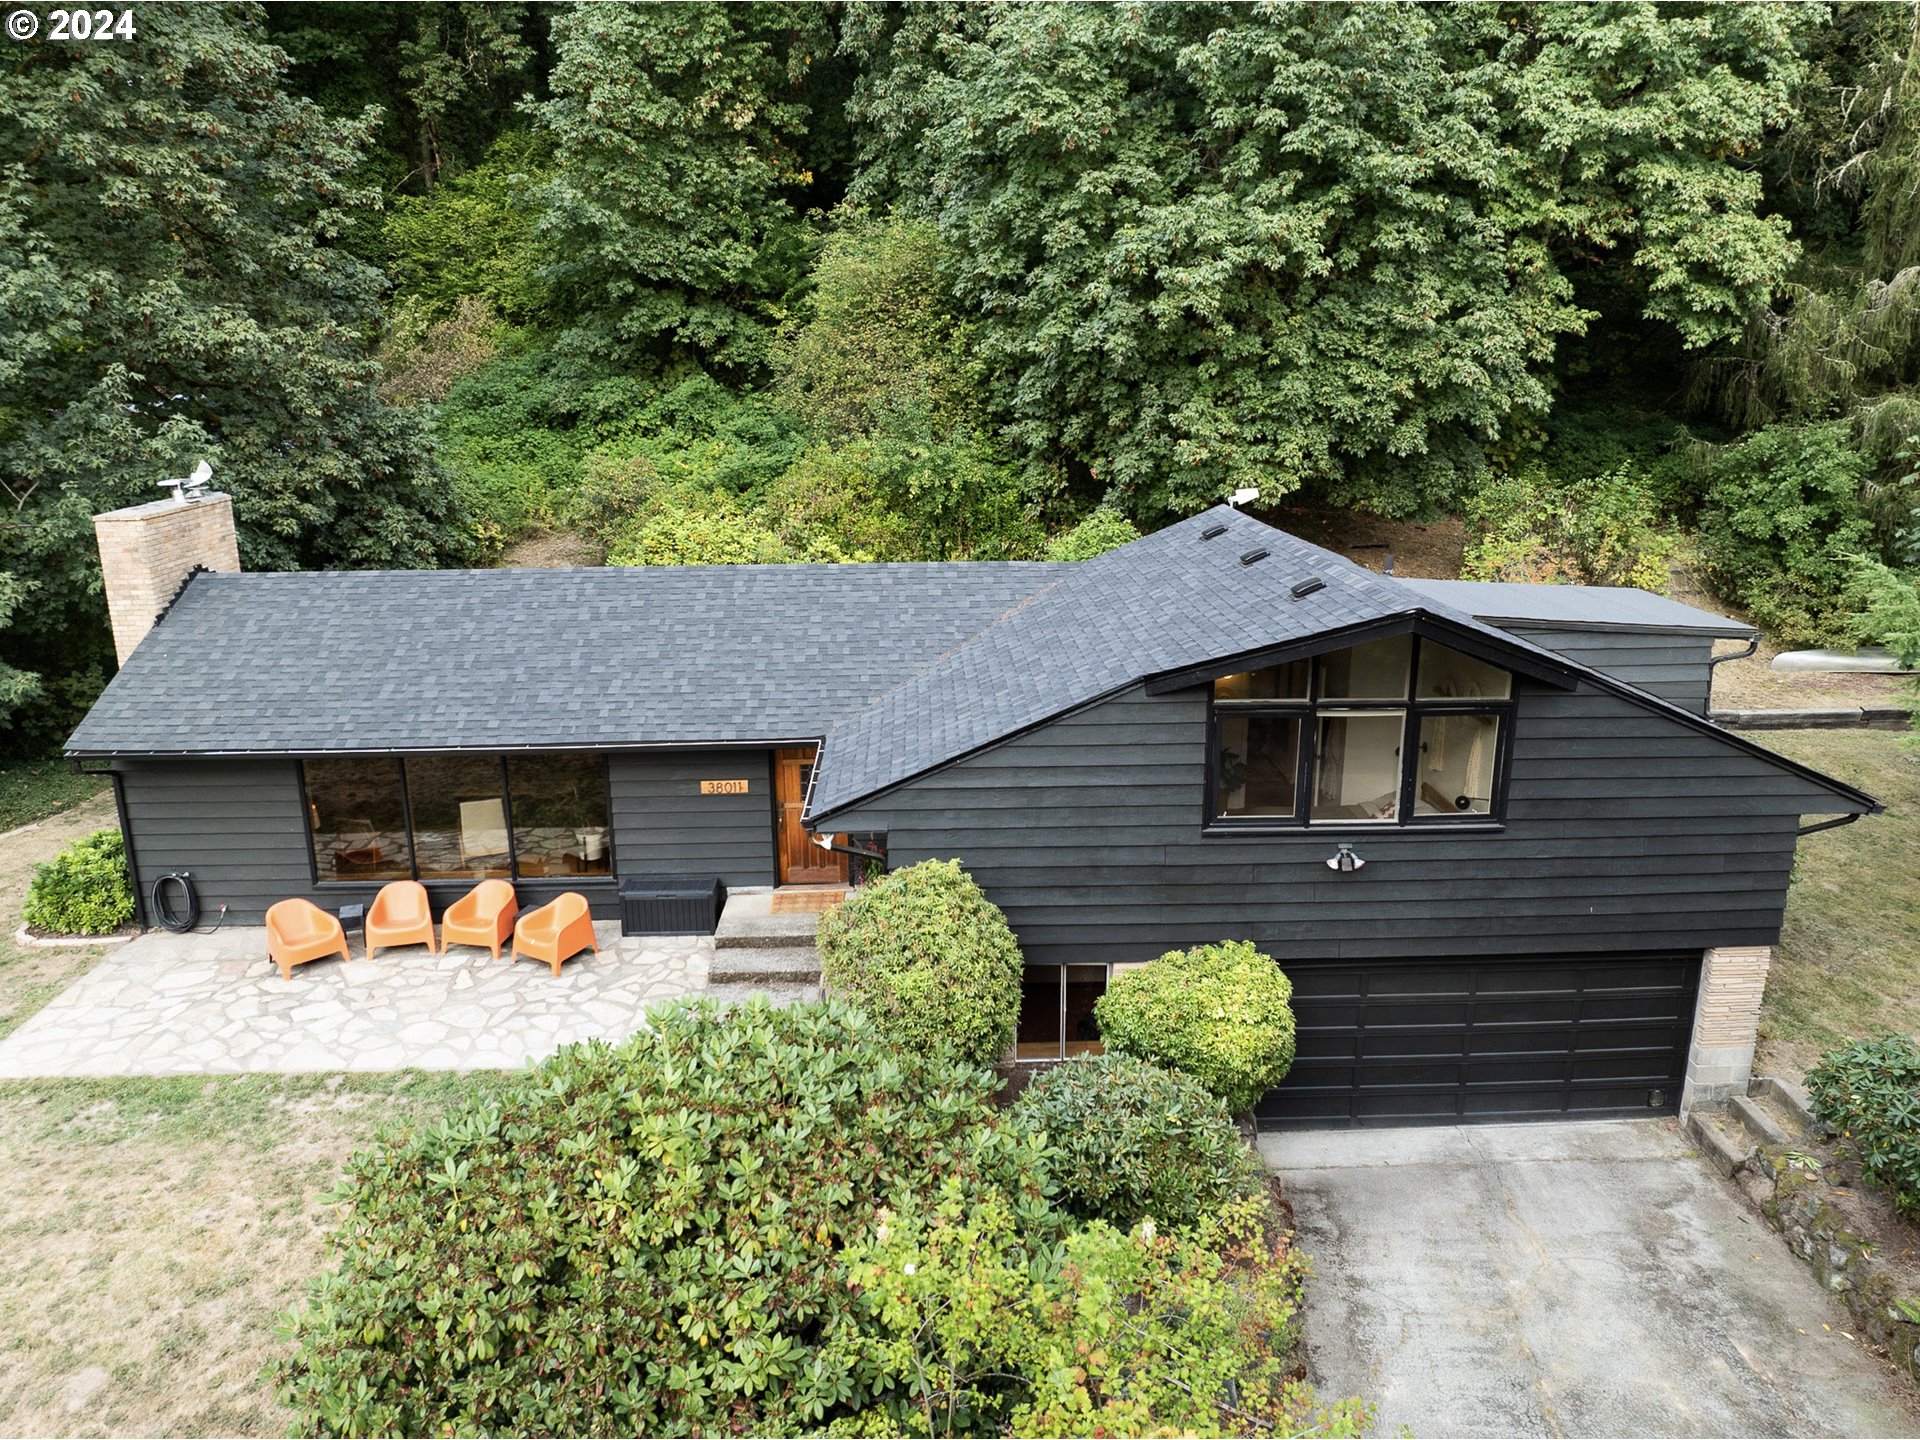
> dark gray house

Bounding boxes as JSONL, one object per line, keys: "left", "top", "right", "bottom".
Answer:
{"left": 69, "top": 497, "right": 1875, "bottom": 1127}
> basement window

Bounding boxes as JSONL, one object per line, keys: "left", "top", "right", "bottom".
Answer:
{"left": 1016, "top": 964, "right": 1109, "bottom": 1062}
{"left": 1207, "top": 636, "right": 1513, "bottom": 829}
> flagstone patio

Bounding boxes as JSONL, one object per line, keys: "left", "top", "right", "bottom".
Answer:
{"left": 0, "top": 921, "right": 710, "bottom": 1078}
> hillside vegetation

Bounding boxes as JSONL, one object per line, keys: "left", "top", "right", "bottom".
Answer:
{"left": 6, "top": 2, "right": 1920, "bottom": 753}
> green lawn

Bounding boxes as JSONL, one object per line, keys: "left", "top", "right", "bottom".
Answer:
{"left": 0, "top": 759, "right": 108, "bottom": 834}
{"left": 1757, "top": 728, "right": 1920, "bottom": 1080}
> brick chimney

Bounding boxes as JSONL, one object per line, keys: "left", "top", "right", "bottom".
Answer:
{"left": 93, "top": 491, "right": 241, "bottom": 663}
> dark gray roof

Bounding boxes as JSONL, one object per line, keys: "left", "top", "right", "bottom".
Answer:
{"left": 65, "top": 563, "right": 1066, "bottom": 756}
{"left": 1396, "top": 578, "right": 1755, "bottom": 636}
{"left": 806, "top": 507, "right": 1585, "bottom": 820}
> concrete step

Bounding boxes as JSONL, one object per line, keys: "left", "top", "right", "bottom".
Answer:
{"left": 1686, "top": 1105, "right": 1755, "bottom": 1178}
{"left": 703, "top": 981, "right": 822, "bottom": 1009}
{"left": 1748, "top": 1074, "right": 1818, "bottom": 1136}
{"left": 1728, "top": 1093, "right": 1792, "bottom": 1150}
{"left": 714, "top": 895, "right": 822, "bottom": 950}
{"left": 708, "top": 945, "right": 821, "bottom": 986}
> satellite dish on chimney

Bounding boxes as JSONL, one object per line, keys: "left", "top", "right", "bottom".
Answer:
{"left": 159, "top": 459, "right": 214, "bottom": 503}
{"left": 1227, "top": 486, "right": 1260, "bottom": 509}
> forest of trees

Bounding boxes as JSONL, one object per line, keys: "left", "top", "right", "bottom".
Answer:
{"left": 5, "top": 1, "right": 1920, "bottom": 753}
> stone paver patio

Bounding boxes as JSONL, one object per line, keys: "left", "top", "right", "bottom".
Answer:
{"left": 0, "top": 921, "right": 709, "bottom": 1077}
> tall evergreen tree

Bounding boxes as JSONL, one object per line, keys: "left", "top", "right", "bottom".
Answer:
{"left": 0, "top": 0, "right": 469, "bottom": 747}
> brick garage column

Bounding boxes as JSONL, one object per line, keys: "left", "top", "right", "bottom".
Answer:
{"left": 93, "top": 492, "right": 241, "bottom": 663}
{"left": 1681, "top": 945, "right": 1771, "bottom": 1113}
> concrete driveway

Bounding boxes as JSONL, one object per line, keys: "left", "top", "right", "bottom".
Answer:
{"left": 1261, "top": 1119, "right": 1919, "bottom": 1438}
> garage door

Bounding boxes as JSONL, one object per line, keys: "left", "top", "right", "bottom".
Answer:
{"left": 1256, "top": 953, "right": 1700, "bottom": 1129}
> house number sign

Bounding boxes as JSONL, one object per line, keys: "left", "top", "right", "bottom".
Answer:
{"left": 699, "top": 779, "right": 750, "bottom": 795}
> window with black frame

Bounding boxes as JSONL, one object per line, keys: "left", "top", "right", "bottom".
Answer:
{"left": 301, "top": 754, "right": 612, "bottom": 882}
{"left": 1209, "top": 636, "right": 1511, "bottom": 828}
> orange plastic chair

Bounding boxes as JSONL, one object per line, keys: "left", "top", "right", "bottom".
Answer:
{"left": 365, "top": 880, "right": 437, "bottom": 959}
{"left": 264, "top": 898, "right": 351, "bottom": 982}
{"left": 511, "top": 892, "right": 598, "bottom": 977}
{"left": 441, "top": 879, "right": 519, "bottom": 961}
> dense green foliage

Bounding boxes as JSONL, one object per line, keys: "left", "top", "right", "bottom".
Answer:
{"left": 1463, "top": 466, "right": 1678, "bottom": 590}
{"left": 1096, "top": 942, "right": 1298, "bottom": 1115}
{"left": 817, "top": 860, "right": 1024, "bottom": 1068}
{"left": 1698, "top": 422, "right": 1878, "bottom": 645}
{"left": 22, "top": 830, "right": 134, "bottom": 936}
{"left": 849, "top": 2, "right": 1813, "bottom": 518}
{"left": 1806, "top": 1035, "right": 1920, "bottom": 1216}
{"left": 19, "top": 1, "right": 1920, "bottom": 756}
{"left": 822, "top": 1189, "right": 1366, "bottom": 1439}
{"left": 1044, "top": 509, "right": 1144, "bottom": 563}
{"left": 278, "top": 998, "right": 1056, "bottom": 1436}
{"left": 1009, "top": 1054, "right": 1257, "bottom": 1232}
{"left": 0, "top": 2, "right": 469, "bottom": 749}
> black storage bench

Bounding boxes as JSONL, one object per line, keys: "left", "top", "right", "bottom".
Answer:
{"left": 619, "top": 876, "right": 727, "bottom": 937}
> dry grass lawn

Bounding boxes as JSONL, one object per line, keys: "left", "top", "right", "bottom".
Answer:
{"left": 0, "top": 1073, "right": 481, "bottom": 1437}
{"left": 1757, "top": 728, "right": 1920, "bottom": 1081}
{"left": 0, "top": 793, "right": 496, "bottom": 1437}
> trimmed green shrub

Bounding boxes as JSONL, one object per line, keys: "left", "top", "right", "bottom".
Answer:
{"left": 1806, "top": 1035, "right": 1920, "bottom": 1216}
{"left": 824, "top": 1188, "right": 1368, "bottom": 1439}
{"left": 1044, "top": 506, "right": 1143, "bottom": 561}
{"left": 279, "top": 997, "right": 1054, "bottom": 1437}
{"left": 1095, "top": 941, "right": 1297, "bottom": 1114}
{"left": 22, "top": 829, "right": 133, "bottom": 936}
{"left": 817, "top": 859, "right": 1024, "bottom": 1068}
{"left": 1009, "top": 1053, "right": 1258, "bottom": 1230}
{"left": 1697, "top": 421, "right": 1877, "bottom": 646}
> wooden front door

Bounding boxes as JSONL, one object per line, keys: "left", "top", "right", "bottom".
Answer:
{"left": 775, "top": 747, "right": 849, "bottom": 885}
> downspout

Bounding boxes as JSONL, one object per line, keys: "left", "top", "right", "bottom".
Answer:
{"left": 1709, "top": 636, "right": 1761, "bottom": 668}
{"left": 73, "top": 760, "right": 145, "bottom": 928}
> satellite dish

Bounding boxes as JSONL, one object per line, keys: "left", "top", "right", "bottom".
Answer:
{"left": 1227, "top": 486, "right": 1260, "bottom": 509}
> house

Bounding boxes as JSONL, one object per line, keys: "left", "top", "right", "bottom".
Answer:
{"left": 67, "top": 492, "right": 1876, "bottom": 1126}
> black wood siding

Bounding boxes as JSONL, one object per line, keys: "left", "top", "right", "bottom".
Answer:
{"left": 1499, "top": 625, "right": 1718, "bottom": 714}
{"left": 607, "top": 750, "right": 775, "bottom": 887}
{"left": 827, "top": 682, "right": 1838, "bottom": 966}
{"left": 115, "top": 749, "right": 778, "bottom": 925}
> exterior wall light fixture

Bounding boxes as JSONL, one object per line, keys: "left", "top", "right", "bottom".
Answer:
{"left": 1326, "top": 844, "right": 1365, "bottom": 873}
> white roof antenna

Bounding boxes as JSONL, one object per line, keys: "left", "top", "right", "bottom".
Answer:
{"left": 1227, "top": 486, "right": 1260, "bottom": 509}
{"left": 159, "top": 459, "right": 214, "bottom": 504}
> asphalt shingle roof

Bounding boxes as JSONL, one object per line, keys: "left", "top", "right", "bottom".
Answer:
{"left": 65, "top": 563, "right": 1067, "bottom": 756}
{"left": 1395, "top": 578, "right": 1755, "bottom": 635}
{"left": 805, "top": 506, "right": 1581, "bottom": 819}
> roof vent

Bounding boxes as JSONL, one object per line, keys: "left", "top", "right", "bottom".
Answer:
{"left": 1239, "top": 547, "right": 1270, "bottom": 567}
{"left": 1290, "top": 578, "right": 1327, "bottom": 600}
{"left": 1200, "top": 523, "right": 1228, "bottom": 541}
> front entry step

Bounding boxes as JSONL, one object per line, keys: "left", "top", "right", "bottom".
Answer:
{"left": 709, "top": 944, "right": 822, "bottom": 986}
{"left": 716, "top": 893, "right": 825, "bottom": 951}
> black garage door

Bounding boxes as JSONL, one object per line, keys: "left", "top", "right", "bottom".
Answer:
{"left": 1256, "top": 953, "right": 1700, "bottom": 1129}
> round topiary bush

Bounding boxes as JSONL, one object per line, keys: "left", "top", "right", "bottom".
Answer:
{"left": 279, "top": 997, "right": 1051, "bottom": 1438}
{"left": 1010, "top": 1052, "right": 1259, "bottom": 1231}
{"left": 1094, "top": 940, "right": 1297, "bottom": 1114}
{"left": 816, "top": 858, "right": 1023, "bottom": 1067}
{"left": 22, "top": 828, "right": 134, "bottom": 936}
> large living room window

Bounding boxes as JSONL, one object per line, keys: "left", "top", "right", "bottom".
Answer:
{"left": 303, "top": 754, "right": 612, "bottom": 883}
{"left": 1209, "top": 636, "right": 1511, "bottom": 828}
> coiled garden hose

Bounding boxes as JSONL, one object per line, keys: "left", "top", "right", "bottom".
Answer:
{"left": 149, "top": 871, "right": 200, "bottom": 934}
